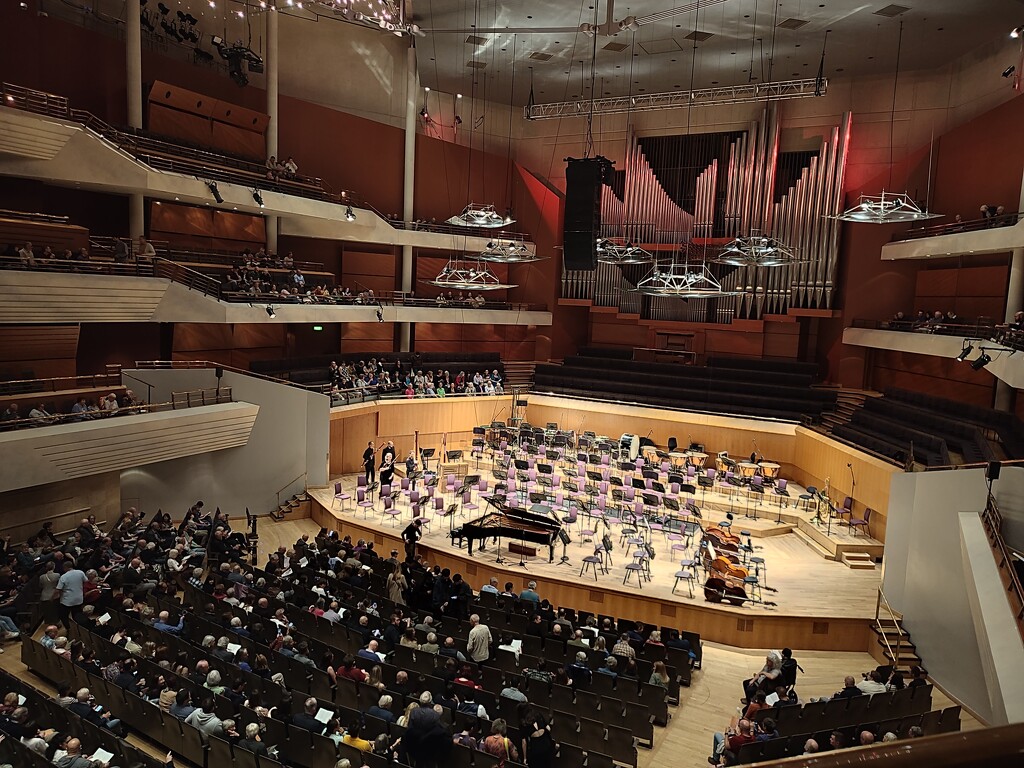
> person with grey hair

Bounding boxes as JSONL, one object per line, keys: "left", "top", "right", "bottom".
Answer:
{"left": 237, "top": 722, "right": 269, "bottom": 755}
{"left": 205, "top": 670, "right": 225, "bottom": 696}
{"left": 291, "top": 696, "right": 327, "bottom": 735}
{"left": 519, "top": 581, "right": 541, "bottom": 603}
{"left": 367, "top": 694, "right": 396, "bottom": 722}
{"left": 420, "top": 632, "right": 439, "bottom": 654}
{"left": 467, "top": 614, "right": 492, "bottom": 664}
{"left": 566, "top": 651, "right": 592, "bottom": 687}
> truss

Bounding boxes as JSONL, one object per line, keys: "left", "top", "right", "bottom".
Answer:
{"left": 525, "top": 78, "right": 827, "bottom": 120}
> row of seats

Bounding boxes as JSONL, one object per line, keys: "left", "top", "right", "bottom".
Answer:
{"left": 847, "top": 411, "right": 951, "bottom": 467}
{"left": 885, "top": 388, "right": 1024, "bottom": 459}
{"left": 832, "top": 425, "right": 928, "bottom": 466}
{"left": 735, "top": 704, "right": 961, "bottom": 764}
{"left": 862, "top": 398, "right": 994, "bottom": 464}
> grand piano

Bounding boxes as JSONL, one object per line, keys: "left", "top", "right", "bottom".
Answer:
{"left": 454, "top": 497, "right": 562, "bottom": 562}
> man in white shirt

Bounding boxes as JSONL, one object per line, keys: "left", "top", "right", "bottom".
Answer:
{"left": 55, "top": 563, "right": 88, "bottom": 629}
{"left": 856, "top": 670, "right": 888, "bottom": 695}
{"left": 480, "top": 577, "right": 499, "bottom": 595}
{"left": 28, "top": 403, "right": 51, "bottom": 423}
{"left": 18, "top": 241, "right": 37, "bottom": 268}
{"left": 102, "top": 393, "right": 119, "bottom": 413}
{"left": 136, "top": 236, "right": 156, "bottom": 261}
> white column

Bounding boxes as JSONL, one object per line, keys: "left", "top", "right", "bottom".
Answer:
{"left": 128, "top": 193, "right": 145, "bottom": 246}
{"left": 265, "top": 8, "right": 280, "bottom": 254}
{"left": 398, "top": 43, "right": 418, "bottom": 352}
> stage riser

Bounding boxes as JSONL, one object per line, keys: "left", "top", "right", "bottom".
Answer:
{"left": 312, "top": 497, "right": 873, "bottom": 653}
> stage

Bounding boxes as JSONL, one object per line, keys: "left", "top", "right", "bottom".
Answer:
{"left": 308, "top": 475, "right": 883, "bottom": 653}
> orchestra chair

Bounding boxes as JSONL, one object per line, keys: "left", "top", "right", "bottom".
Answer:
{"left": 380, "top": 484, "right": 392, "bottom": 509}
{"left": 333, "top": 481, "right": 352, "bottom": 511}
{"left": 837, "top": 496, "right": 854, "bottom": 522}
{"left": 743, "top": 573, "right": 763, "bottom": 602}
{"left": 382, "top": 496, "right": 401, "bottom": 527}
{"left": 848, "top": 508, "right": 872, "bottom": 536}
{"left": 798, "top": 485, "right": 818, "bottom": 512}
{"left": 623, "top": 555, "right": 649, "bottom": 587}
{"left": 445, "top": 474, "right": 457, "bottom": 497}
{"left": 748, "top": 476, "right": 765, "bottom": 503}
{"left": 400, "top": 477, "right": 411, "bottom": 497}
{"left": 577, "top": 545, "right": 600, "bottom": 581}
{"left": 357, "top": 489, "right": 374, "bottom": 517}
{"left": 668, "top": 534, "right": 687, "bottom": 558}
{"left": 672, "top": 568, "right": 695, "bottom": 597}
{"left": 461, "top": 491, "right": 478, "bottom": 517}
{"left": 749, "top": 556, "right": 767, "bottom": 586}
{"left": 409, "top": 490, "right": 422, "bottom": 517}
{"left": 772, "top": 478, "right": 790, "bottom": 506}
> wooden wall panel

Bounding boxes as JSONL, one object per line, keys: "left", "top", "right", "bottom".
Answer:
{"left": 343, "top": 251, "right": 397, "bottom": 278}
{"left": 791, "top": 428, "right": 897, "bottom": 542}
{"left": 870, "top": 349, "right": 995, "bottom": 407}
{"left": 0, "top": 217, "right": 89, "bottom": 255}
{"left": 0, "top": 325, "right": 80, "bottom": 380}
{"left": 0, "top": 472, "right": 119, "bottom": 543}
{"left": 589, "top": 316, "right": 650, "bottom": 348}
{"left": 329, "top": 410, "right": 379, "bottom": 474}
{"left": 913, "top": 264, "right": 1008, "bottom": 321}
{"left": 341, "top": 323, "right": 393, "bottom": 342}
{"left": 150, "top": 203, "right": 265, "bottom": 251}
{"left": 705, "top": 328, "right": 763, "bottom": 358}
{"left": 172, "top": 323, "right": 286, "bottom": 368}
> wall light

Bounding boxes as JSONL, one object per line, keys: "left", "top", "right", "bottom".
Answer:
{"left": 266, "top": 305, "right": 276, "bottom": 318}
{"left": 207, "top": 181, "right": 223, "bottom": 204}
{"left": 970, "top": 352, "right": 992, "bottom": 371}
{"left": 252, "top": 189, "right": 265, "bottom": 207}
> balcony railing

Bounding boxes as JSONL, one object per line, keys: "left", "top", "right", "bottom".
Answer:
{"left": 0, "top": 372, "right": 122, "bottom": 397}
{"left": 980, "top": 493, "right": 1024, "bottom": 644}
{"left": 0, "top": 386, "right": 231, "bottom": 433}
{"left": 892, "top": 211, "right": 1022, "bottom": 242}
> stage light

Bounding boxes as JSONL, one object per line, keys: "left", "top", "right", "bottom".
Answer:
{"left": 457, "top": 93, "right": 463, "bottom": 99}
{"left": 1003, "top": 65, "right": 1016, "bottom": 78}
{"left": 1011, "top": 26, "right": 1023, "bottom": 39}
{"left": 266, "top": 306, "right": 276, "bottom": 318}
{"left": 376, "top": 307, "right": 384, "bottom": 323}
{"left": 970, "top": 352, "right": 991, "bottom": 371}
{"left": 253, "top": 189, "right": 264, "bottom": 207}
{"left": 345, "top": 206, "right": 356, "bottom": 222}
{"left": 207, "top": 182, "right": 223, "bottom": 203}
{"left": 956, "top": 344, "right": 974, "bottom": 362}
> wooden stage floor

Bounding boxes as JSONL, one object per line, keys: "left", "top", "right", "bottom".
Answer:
{"left": 309, "top": 476, "right": 882, "bottom": 634}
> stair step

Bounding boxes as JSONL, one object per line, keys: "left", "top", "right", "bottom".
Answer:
{"left": 883, "top": 649, "right": 922, "bottom": 665}
{"left": 841, "top": 551, "right": 875, "bottom": 570}
{"left": 792, "top": 527, "right": 835, "bottom": 560}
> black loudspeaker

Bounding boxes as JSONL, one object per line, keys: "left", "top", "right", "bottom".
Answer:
{"left": 215, "top": 366, "right": 224, "bottom": 379}
{"left": 986, "top": 461, "right": 1001, "bottom": 481}
{"left": 563, "top": 156, "right": 613, "bottom": 270}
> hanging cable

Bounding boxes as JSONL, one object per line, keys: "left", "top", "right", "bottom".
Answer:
{"left": 888, "top": 21, "right": 903, "bottom": 190}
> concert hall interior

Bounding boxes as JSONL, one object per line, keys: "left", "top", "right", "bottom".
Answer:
{"left": 2, "top": 1, "right": 1024, "bottom": 768}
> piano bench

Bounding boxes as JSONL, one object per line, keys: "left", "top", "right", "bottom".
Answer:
{"left": 508, "top": 542, "right": 539, "bottom": 558}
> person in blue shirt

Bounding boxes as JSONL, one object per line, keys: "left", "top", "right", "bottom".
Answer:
{"left": 519, "top": 581, "right": 541, "bottom": 603}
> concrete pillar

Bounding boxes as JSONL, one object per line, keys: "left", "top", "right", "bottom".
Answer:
{"left": 398, "top": 43, "right": 418, "bottom": 353}
{"left": 126, "top": 0, "right": 143, "bottom": 129}
{"left": 995, "top": 246, "right": 1023, "bottom": 411}
{"left": 265, "top": 8, "right": 280, "bottom": 255}
{"left": 128, "top": 193, "right": 145, "bottom": 245}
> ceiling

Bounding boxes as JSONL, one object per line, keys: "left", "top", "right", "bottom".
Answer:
{"left": 412, "top": 0, "right": 1024, "bottom": 106}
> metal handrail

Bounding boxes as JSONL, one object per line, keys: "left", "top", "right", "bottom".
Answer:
{"left": 152, "top": 257, "right": 223, "bottom": 298}
{"left": 981, "top": 494, "right": 1024, "bottom": 642}
{"left": 0, "top": 372, "right": 122, "bottom": 394}
{"left": 892, "top": 211, "right": 1022, "bottom": 241}
{"left": 132, "top": 359, "right": 328, "bottom": 393}
{"left": 874, "top": 588, "right": 905, "bottom": 668}
{"left": 0, "top": 386, "right": 232, "bottom": 432}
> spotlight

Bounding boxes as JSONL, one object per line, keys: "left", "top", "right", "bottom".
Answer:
{"left": 376, "top": 307, "right": 384, "bottom": 323}
{"left": 409, "top": 24, "right": 426, "bottom": 38}
{"left": 618, "top": 16, "right": 640, "bottom": 32}
{"left": 207, "top": 181, "right": 223, "bottom": 203}
{"left": 253, "top": 189, "right": 264, "bottom": 207}
{"left": 970, "top": 352, "right": 992, "bottom": 371}
{"left": 456, "top": 93, "right": 463, "bottom": 99}
{"left": 956, "top": 344, "right": 974, "bottom": 362}
{"left": 579, "top": 22, "right": 597, "bottom": 37}
{"left": 345, "top": 206, "right": 356, "bottom": 222}
{"left": 1012, "top": 26, "right": 1023, "bottom": 39}
{"left": 266, "top": 305, "right": 276, "bottom": 318}
{"left": 1003, "top": 65, "right": 1016, "bottom": 78}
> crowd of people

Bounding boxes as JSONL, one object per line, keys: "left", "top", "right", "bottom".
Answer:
{"left": 0, "top": 390, "right": 144, "bottom": 431}
{"left": 265, "top": 155, "right": 300, "bottom": 182}
{"left": 435, "top": 292, "right": 489, "bottom": 309}
{"left": 328, "top": 359, "right": 504, "bottom": 399}
{"left": 706, "top": 651, "right": 930, "bottom": 766}
{"left": 887, "top": 309, "right": 965, "bottom": 331}
{"left": 2, "top": 237, "right": 158, "bottom": 271}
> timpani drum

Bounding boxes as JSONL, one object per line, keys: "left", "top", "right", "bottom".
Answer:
{"left": 620, "top": 433, "right": 640, "bottom": 461}
{"left": 715, "top": 456, "right": 731, "bottom": 473}
{"left": 687, "top": 452, "right": 708, "bottom": 468}
{"left": 760, "top": 462, "right": 781, "bottom": 480}
{"left": 738, "top": 462, "right": 758, "bottom": 480}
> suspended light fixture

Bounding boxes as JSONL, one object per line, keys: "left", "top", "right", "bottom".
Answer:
{"left": 631, "top": 261, "right": 744, "bottom": 298}
{"left": 596, "top": 238, "right": 655, "bottom": 265}
{"left": 424, "top": 256, "right": 517, "bottom": 291}
{"left": 714, "top": 230, "right": 804, "bottom": 268}
{"left": 835, "top": 22, "right": 941, "bottom": 224}
{"left": 446, "top": 203, "right": 513, "bottom": 229}
{"left": 478, "top": 238, "right": 543, "bottom": 264}
{"left": 834, "top": 191, "right": 941, "bottom": 225}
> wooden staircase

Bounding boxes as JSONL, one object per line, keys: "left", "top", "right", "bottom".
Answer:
{"left": 503, "top": 361, "right": 535, "bottom": 390}
{"left": 272, "top": 491, "right": 310, "bottom": 520}
{"left": 870, "top": 598, "right": 923, "bottom": 673}
{"left": 821, "top": 388, "right": 874, "bottom": 432}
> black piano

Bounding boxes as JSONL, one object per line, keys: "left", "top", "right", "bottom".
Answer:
{"left": 455, "top": 498, "right": 561, "bottom": 562}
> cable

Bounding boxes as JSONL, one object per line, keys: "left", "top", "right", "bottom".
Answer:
{"left": 888, "top": 21, "right": 903, "bottom": 190}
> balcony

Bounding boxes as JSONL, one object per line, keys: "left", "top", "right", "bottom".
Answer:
{"left": 881, "top": 213, "right": 1024, "bottom": 261}
{"left": 0, "top": 83, "right": 535, "bottom": 254}
{"left": 843, "top": 322, "right": 1024, "bottom": 389}
{"left": 0, "top": 388, "right": 257, "bottom": 492}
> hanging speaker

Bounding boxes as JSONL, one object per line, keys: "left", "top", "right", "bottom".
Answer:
{"left": 563, "top": 156, "right": 613, "bottom": 270}
{"left": 986, "top": 461, "right": 1001, "bottom": 481}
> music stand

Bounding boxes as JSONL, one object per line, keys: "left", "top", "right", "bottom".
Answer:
{"left": 556, "top": 528, "right": 573, "bottom": 567}
{"left": 420, "top": 448, "right": 436, "bottom": 473}
{"left": 631, "top": 477, "right": 646, "bottom": 490}
{"left": 446, "top": 450, "right": 464, "bottom": 462}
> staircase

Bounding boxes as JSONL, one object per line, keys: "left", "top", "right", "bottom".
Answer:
{"left": 272, "top": 491, "right": 310, "bottom": 520}
{"left": 821, "top": 389, "right": 874, "bottom": 432}
{"left": 503, "top": 361, "right": 535, "bottom": 390}
{"left": 871, "top": 592, "right": 924, "bottom": 673}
